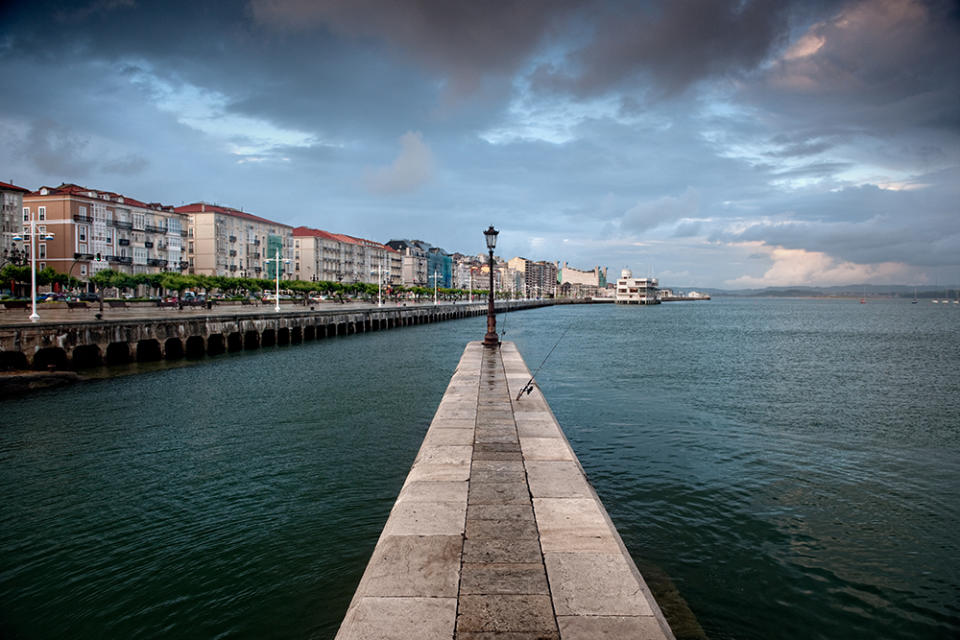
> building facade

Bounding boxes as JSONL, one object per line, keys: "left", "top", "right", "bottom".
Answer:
{"left": 386, "top": 240, "right": 429, "bottom": 287}
{"left": 293, "top": 227, "right": 400, "bottom": 286}
{"left": 1, "top": 181, "right": 30, "bottom": 267}
{"left": 507, "top": 257, "right": 558, "bottom": 298}
{"left": 558, "top": 262, "right": 607, "bottom": 288}
{"left": 615, "top": 269, "right": 660, "bottom": 304}
{"left": 175, "top": 203, "right": 292, "bottom": 279}
{"left": 22, "top": 183, "right": 188, "bottom": 282}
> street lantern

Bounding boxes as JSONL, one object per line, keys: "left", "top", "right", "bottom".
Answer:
{"left": 13, "top": 214, "right": 55, "bottom": 323}
{"left": 483, "top": 225, "right": 499, "bottom": 347}
{"left": 263, "top": 247, "right": 291, "bottom": 312}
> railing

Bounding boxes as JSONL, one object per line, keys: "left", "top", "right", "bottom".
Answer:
{"left": 118, "top": 238, "right": 130, "bottom": 246}
{"left": 106, "top": 255, "right": 121, "bottom": 263}
{"left": 73, "top": 252, "right": 94, "bottom": 260}
{"left": 145, "top": 224, "right": 165, "bottom": 234}
{"left": 73, "top": 214, "right": 93, "bottom": 223}
{"left": 114, "top": 220, "right": 133, "bottom": 230}
{"left": 144, "top": 241, "right": 154, "bottom": 248}
{"left": 229, "top": 250, "right": 237, "bottom": 257}
{"left": 147, "top": 258, "right": 166, "bottom": 267}
{"left": 181, "top": 230, "right": 189, "bottom": 237}
{"left": 229, "top": 235, "right": 237, "bottom": 243}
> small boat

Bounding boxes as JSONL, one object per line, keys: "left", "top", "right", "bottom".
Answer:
{"left": 912, "top": 288, "right": 918, "bottom": 304}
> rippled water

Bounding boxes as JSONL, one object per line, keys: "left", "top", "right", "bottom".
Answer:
{"left": 1, "top": 299, "right": 958, "bottom": 639}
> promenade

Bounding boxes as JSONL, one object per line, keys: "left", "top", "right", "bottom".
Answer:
{"left": 0, "top": 299, "right": 470, "bottom": 326}
{"left": 337, "top": 341, "right": 674, "bottom": 639}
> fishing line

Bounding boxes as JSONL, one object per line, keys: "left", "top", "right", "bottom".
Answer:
{"left": 515, "top": 320, "right": 573, "bottom": 401}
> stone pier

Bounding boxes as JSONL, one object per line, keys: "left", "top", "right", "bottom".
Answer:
{"left": 336, "top": 341, "right": 674, "bottom": 640}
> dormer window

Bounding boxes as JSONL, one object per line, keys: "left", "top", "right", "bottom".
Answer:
{"left": 40, "top": 187, "right": 49, "bottom": 195}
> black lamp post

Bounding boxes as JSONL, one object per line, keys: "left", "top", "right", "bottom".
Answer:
{"left": 483, "top": 225, "right": 499, "bottom": 347}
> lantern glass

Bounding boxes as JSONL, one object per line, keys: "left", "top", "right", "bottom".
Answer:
{"left": 483, "top": 225, "right": 499, "bottom": 250}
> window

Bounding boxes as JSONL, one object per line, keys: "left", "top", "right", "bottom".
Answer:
{"left": 132, "top": 212, "right": 145, "bottom": 230}
{"left": 38, "top": 206, "right": 46, "bottom": 221}
{"left": 22, "top": 207, "right": 28, "bottom": 221}
{"left": 38, "top": 244, "right": 46, "bottom": 259}
{"left": 78, "top": 226, "right": 87, "bottom": 242}
{"left": 80, "top": 265, "right": 87, "bottom": 276}
{"left": 133, "top": 247, "right": 148, "bottom": 265}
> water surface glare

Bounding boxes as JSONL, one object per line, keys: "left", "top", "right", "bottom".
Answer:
{"left": 1, "top": 299, "right": 958, "bottom": 639}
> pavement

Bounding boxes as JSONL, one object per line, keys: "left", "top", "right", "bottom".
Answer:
{"left": 0, "top": 299, "right": 482, "bottom": 326}
{"left": 336, "top": 341, "right": 674, "bottom": 640}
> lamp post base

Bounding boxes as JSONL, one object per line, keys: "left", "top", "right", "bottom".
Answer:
{"left": 483, "top": 331, "right": 499, "bottom": 347}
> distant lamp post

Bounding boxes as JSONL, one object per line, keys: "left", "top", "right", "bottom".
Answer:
{"left": 483, "top": 225, "right": 499, "bottom": 347}
{"left": 13, "top": 215, "right": 55, "bottom": 323}
{"left": 263, "top": 247, "right": 291, "bottom": 312}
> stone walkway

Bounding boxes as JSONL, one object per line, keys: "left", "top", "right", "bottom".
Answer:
{"left": 336, "top": 341, "right": 674, "bottom": 640}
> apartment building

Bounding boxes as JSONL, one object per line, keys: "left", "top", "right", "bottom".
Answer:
{"left": 1, "top": 181, "right": 30, "bottom": 266}
{"left": 22, "top": 183, "right": 187, "bottom": 281}
{"left": 506, "top": 256, "right": 558, "bottom": 298}
{"left": 293, "top": 227, "right": 401, "bottom": 285}
{"left": 385, "top": 240, "right": 428, "bottom": 287}
{"left": 175, "top": 203, "right": 292, "bottom": 279}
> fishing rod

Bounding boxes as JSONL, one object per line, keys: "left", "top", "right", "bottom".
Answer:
{"left": 516, "top": 322, "right": 572, "bottom": 401}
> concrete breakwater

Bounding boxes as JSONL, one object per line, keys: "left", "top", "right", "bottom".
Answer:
{"left": 0, "top": 300, "right": 550, "bottom": 371}
{"left": 336, "top": 341, "right": 674, "bottom": 639}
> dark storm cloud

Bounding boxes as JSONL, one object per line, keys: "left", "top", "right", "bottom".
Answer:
{"left": 249, "top": 0, "right": 584, "bottom": 98}
{"left": 749, "top": 0, "right": 960, "bottom": 149}
{"left": 532, "top": 0, "right": 795, "bottom": 97}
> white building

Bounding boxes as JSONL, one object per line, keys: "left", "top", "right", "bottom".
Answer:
{"left": 615, "top": 269, "right": 660, "bottom": 305}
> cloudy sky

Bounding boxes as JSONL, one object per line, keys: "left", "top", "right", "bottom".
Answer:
{"left": 1, "top": 0, "right": 957, "bottom": 288}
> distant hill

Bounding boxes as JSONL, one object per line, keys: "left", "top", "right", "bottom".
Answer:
{"left": 670, "top": 285, "right": 959, "bottom": 299}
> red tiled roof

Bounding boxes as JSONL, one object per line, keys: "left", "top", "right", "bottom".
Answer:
{"left": 293, "top": 226, "right": 343, "bottom": 241}
{"left": 29, "top": 183, "right": 175, "bottom": 211}
{"left": 0, "top": 180, "right": 30, "bottom": 193}
{"left": 175, "top": 202, "right": 290, "bottom": 228}
{"left": 293, "top": 226, "right": 398, "bottom": 252}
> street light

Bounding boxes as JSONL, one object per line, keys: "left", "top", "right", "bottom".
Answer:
{"left": 483, "top": 225, "right": 499, "bottom": 348}
{"left": 12, "top": 214, "right": 55, "bottom": 323}
{"left": 263, "top": 247, "right": 291, "bottom": 312}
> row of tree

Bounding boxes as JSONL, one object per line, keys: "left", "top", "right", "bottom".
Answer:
{"left": 1, "top": 266, "right": 538, "bottom": 302}
{"left": 71, "top": 269, "right": 499, "bottom": 303}
{"left": 1, "top": 264, "right": 84, "bottom": 296}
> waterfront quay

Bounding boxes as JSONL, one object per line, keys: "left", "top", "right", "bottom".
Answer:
{"left": 0, "top": 300, "right": 550, "bottom": 371}
{"left": 337, "top": 341, "right": 674, "bottom": 640}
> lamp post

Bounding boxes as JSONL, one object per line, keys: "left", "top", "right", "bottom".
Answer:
{"left": 263, "top": 247, "right": 290, "bottom": 312}
{"left": 483, "top": 225, "right": 499, "bottom": 347}
{"left": 432, "top": 268, "right": 439, "bottom": 305}
{"left": 12, "top": 214, "right": 55, "bottom": 323}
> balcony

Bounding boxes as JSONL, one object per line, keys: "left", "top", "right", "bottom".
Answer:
{"left": 105, "top": 255, "right": 120, "bottom": 263}
{"left": 229, "top": 249, "right": 237, "bottom": 257}
{"left": 253, "top": 239, "right": 260, "bottom": 246}
{"left": 114, "top": 220, "right": 133, "bottom": 230}
{"left": 73, "top": 214, "right": 93, "bottom": 223}
{"left": 145, "top": 224, "right": 165, "bottom": 234}
{"left": 73, "top": 252, "right": 94, "bottom": 261}
{"left": 229, "top": 264, "right": 238, "bottom": 272}
{"left": 118, "top": 238, "right": 130, "bottom": 246}
{"left": 254, "top": 266, "right": 262, "bottom": 273}
{"left": 144, "top": 241, "right": 154, "bottom": 248}
{"left": 181, "top": 229, "right": 189, "bottom": 237}
{"left": 179, "top": 261, "right": 189, "bottom": 270}
{"left": 229, "top": 235, "right": 237, "bottom": 243}
{"left": 147, "top": 258, "right": 166, "bottom": 267}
